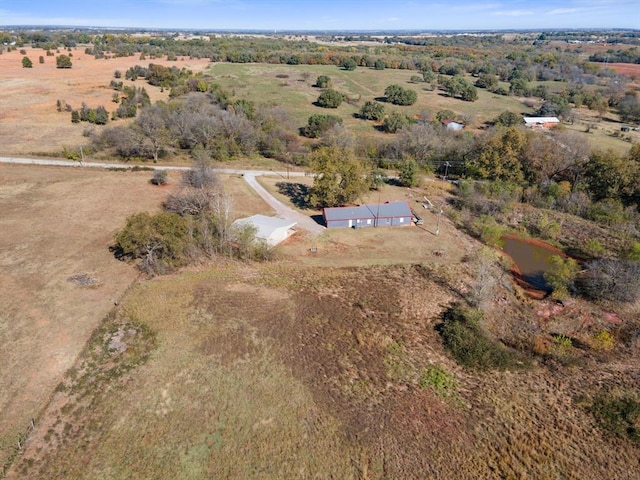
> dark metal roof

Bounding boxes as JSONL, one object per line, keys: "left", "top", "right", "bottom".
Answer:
{"left": 323, "top": 201, "right": 412, "bottom": 221}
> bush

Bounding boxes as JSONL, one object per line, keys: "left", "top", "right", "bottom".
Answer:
{"left": 301, "top": 114, "right": 342, "bottom": 138}
{"left": 114, "top": 212, "right": 189, "bottom": 275}
{"left": 340, "top": 58, "right": 357, "bottom": 71}
{"left": 151, "top": 169, "right": 168, "bottom": 185}
{"left": 586, "top": 394, "right": 640, "bottom": 445}
{"left": 382, "top": 112, "right": 412, "bottom": 133}
{"left": 439, "top": 303, "right": 525, "bottom": 371}
{"left": 578, "top": 258, "right": 640, "bottom": 303}
{"left": 316, "top": 89, "right": 343, "bottom": 108}
{"left": 359, "top": 101, "right": 385, "bottom": 121}
{"left": 591, "top": 330, "right": 615, "bottom": 351}
{"left": 315, "top": 75, "right": 331, "bottom": 88}
{"left": 418, "top": 365, "right": 457, "bottom": 398}
{"left": 544, "top": 255, "right": 579, "bottom": 299}
{"left": 384, "top": 84, "right": 417, "bottom": 106}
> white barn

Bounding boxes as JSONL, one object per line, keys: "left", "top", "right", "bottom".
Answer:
{"left": 232, "top": 214, "right": 297, "bottom": 246}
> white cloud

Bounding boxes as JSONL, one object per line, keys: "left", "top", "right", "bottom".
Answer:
{"left": 492, "top": 9, "right": 534, "bottom": 17}
{"left": 548, "top": 8, "right": 581, "bottom": 15}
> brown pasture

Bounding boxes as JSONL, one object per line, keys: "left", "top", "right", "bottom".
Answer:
{"left": 0, "top": 165, "right": 182, "bottom": 468}
{"left": 0, "top": 47, "right": 211, "bottom": 156}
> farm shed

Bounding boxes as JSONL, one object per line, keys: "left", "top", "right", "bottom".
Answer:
{"left": 442, "top": 119, "right": 464, "bottom": 131}
{"left": 323, "top": 201, "right": 413, "bottom": 228}
{"left": 523, "top": 116, "right": 560, "bottom": 129}
{"left": 232, "top": 214, "right": 296, "bottom": 246}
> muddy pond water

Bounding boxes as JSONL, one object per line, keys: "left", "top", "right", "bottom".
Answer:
{"left": 502, "top": 236, "right": 564, "bottom": 292}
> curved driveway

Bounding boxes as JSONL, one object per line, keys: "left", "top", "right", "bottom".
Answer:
{"left": 0, "top": 156, "right": 325, "bottom": 236}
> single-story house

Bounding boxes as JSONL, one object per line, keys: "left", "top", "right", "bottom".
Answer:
{"left": 232, "top": 214, "right": 297, "bottom": 246}
{"left": 323, "top": 201, "right": 413, "bottom": 228}
{"left": 442, "top": 119, "right": 464, "bottom": 131}
{"left": 523, "top": 116, "right": 560, "bottom": 129}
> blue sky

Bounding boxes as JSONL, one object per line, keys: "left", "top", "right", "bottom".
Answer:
{"left": 1, "top": 0, "right": 638, "bottom": 30}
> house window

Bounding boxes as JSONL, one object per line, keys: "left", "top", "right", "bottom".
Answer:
{"left": 399, "top": 218, "right": 404, "bottom": 223}
{"left": 367, "top": 219, "right": 371, "bottom": 225}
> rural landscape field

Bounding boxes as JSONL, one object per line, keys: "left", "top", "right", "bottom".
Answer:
{"left": 1, "top": 22, "right": 640, "bottom": 480}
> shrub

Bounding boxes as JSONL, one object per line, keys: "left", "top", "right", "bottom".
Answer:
{"left": 384, "top": 84, "right": 417, "bottom": 106}
{"left": 591, "top": 330, "right": 615, "bottom": 351}
{"left": 151, "top": 169, "right": 168, "bottom": 185}
{"left": 359, "top": 101, "right": 385, "bottom": 121}
{"left": 544, "top": 255, "right": 579, "bottom": 299}
{"left": 301, "top": 114, "right": 342, "bottom": 138}
{"left": 316, "top": 89, "right": 343, "bottom": 108}
{"left": 578, "top": 258, "right": 640, "bottom": 303}
{"left": 382, "top": 112, "right": 412, "bottom": 133}
{"left": 418, "top": 365, "right": 457, "bottom": 398}
{"left": 114, "top": 212, "right": 189, "bottom": 275}
{"left": 474, "top": 215, "right": 505, "bottom": 247}
{"left": 439, "top": 303, "right": 525, "bottom": 371}
{"left": 340, "top": 58, "right": 357, "bottom": 71}
{"left": 586, "top": 394, "right": 640, "bottom": 445}
{"left": 315, "top": 75, "right": 331, "bottom": 88}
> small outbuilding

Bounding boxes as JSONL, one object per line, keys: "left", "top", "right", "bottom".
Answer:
{"left": 232, "top": 214, "right": 297, "bottom": 246}
{"left": 442, "top": 119, "right": 464, "bottom": 131}
{"left": 523, "top": 116, "right": 560, "bottom": 129}
{"left": 323, "top": 201, "right": 413, "bottom": 228}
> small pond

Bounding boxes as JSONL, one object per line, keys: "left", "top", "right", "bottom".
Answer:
{"left": 502, "top": 236, "right": 563, "bottom": 292}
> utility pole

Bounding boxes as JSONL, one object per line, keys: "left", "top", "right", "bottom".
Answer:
{"left": 444, "top": 161, "right": 450, "bottom": 182}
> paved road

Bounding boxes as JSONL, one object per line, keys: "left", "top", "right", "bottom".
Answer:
{"left": 242, "top": 173, "right": 325, "bottom": 235}
{"left": 0, "top": 156, "right": 325, "bottom": 235}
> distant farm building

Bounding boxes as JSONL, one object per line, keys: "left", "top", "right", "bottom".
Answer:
{"left": 232, "top": 214, "right": 296, "bottom": 246}
{"left": 442, "top": 119, "right": 464, "bottom": 131}
{"left": 523, "top": 116, "right": 560, "bottom": 129}
{"left": 323, "top": 201, "right": 413, "bottom": 228}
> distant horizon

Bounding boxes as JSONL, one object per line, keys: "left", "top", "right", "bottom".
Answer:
{"left": 1, "top": 1, "right": 639, "bottom": 31}
{"left": 2, "top": 25, "right": 638, "bottom": 34}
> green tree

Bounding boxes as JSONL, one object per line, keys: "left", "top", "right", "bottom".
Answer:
{"left": 315, "top": 75, "right": 331, "bottom": 88}
{"left": 341, "top": 58, "right": 357, "bottom": 71}
{"left": 384, "top": 84, "right": 417, "bottom": 106}
{"left": 435, "top": 110, "right": 456, "bottom": 123}
{"left": 383, "top": 112, "right": 413, "bottom": 133}
{"left": 475, "top": 73, "right": 498, "bottom": 90}
{"left": 398, "top": 158, "right": 420, "bottom": 187}
{"left": 582, "top": 149, "right": 640, "bottom": 211}
{"left": 302, "top": 114, "right": 343, "bottom": 138}
{"left": 544, "top": 255, "right": 579, "bottom": 299}
{"left": 94, "top": 106, "right": 109, "bottom": 125}
{"left": 359, "top": 101, "right": 385, "bottom": 121}
{"left": 308, "top": 146, "right": 369, "bottom": 208}
{"left": 316, "top": 88, "right": 343, "bottom": 108}
{"left": 466, "top": 127, "right": 528, "bottom": 183}
{"left": 114, "top": 212, "right": 189, "bottom": 275}
{"left": 22, "top": 56, "right": 33, "bottom": 68}
{"left": 56, "top": 54, "right": 72, "bottom": 68}
{"left": 374, "top": 59, "right": 386, "bottom": 70}
{"left": 493, "top": 110, "right": 521, "bottom": 127}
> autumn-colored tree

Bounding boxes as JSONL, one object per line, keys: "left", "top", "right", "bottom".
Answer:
{"left": 466, "top": 127, "right": 529, "bottom": 183}
{"left": 308, "top": 146, "right": 369, "bottom": 208}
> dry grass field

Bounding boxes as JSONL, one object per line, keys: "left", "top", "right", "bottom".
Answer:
{"left": 0, "top": 164, "right": 285, "bottom": 471}
{"left": 7, "top": 258, "right": 639, "bottom": 479}
{"left": 0, "top": 47, "right": 211, "bottom": 156}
